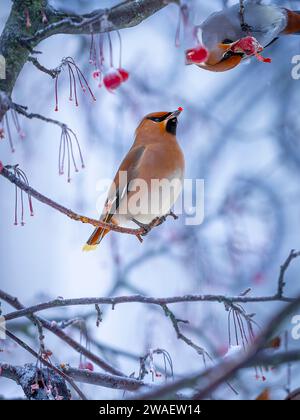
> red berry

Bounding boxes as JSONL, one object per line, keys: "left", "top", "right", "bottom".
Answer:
{"left": 185, "top": 46, "right": 209, "bottom": 64}
{"left": 79, "top": 362, "right": 94, "bottom": 371}
{"left": 93, "top": 70, "right": 101, "bottom": 79}
{"left": 103, "top": 69, "right": 123, "bottom": 91}
{"left": 117, "top": 68, "right": 129, "bottom": 82}
{"left": 84, "top": 362, "right": 94, "bottom": 372}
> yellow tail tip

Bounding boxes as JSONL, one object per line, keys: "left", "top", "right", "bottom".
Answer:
{"left": 82, "top": 244, "right": 98, "bottom": 252}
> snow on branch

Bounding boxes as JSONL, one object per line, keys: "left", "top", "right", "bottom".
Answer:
{"left": 0, "top": 289, "right": 125, "bottom": 378}
{"left": 133, "top": 293, "right": 300, "bottom": 400}
{"left": 1, "top": 250, "right": 300, "bottom": 399}
{"left": 22, "top": 1, "right": 175, "bottom": 45}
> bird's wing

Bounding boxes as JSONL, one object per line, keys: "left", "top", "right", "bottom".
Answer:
{"left": 101, "top": 145, "right": 146, "bottom": 219}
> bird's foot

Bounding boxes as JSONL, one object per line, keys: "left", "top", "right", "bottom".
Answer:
{"left": 167, "top": 211, "right": 179, "bottom": 220}
{"left": 132, "top": 218, "right": 157, "bottom": 236}
{"left": 151, "top": 212, "right": 179, "bottom": 227}
{"left": 132, "top": 212, "right": 179, "bottom": 242}
{"left": 241, "top": 23, "right": 253, "bottom": 33}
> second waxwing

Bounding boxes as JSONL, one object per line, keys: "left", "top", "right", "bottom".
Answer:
{"left": 196, "top": 1, "right": 300, "bottom": 72}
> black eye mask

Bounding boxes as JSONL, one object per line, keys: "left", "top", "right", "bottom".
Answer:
{"left": 147, "top": 113, "right": 172, "bottom": 122}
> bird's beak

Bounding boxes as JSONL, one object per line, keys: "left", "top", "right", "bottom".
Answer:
{"left": 168, "top": 108, "right": 183, "bottom": 119}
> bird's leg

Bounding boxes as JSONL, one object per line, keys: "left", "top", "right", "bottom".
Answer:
{"left": 153, "top": 211, "right": 179, "bottom": 227}
{"left": 131, "top": 217, "right": 160, "bottom": 236}
{"left": 167, "top": 211, "right": 179, "bottom": 220}
{"left": 239, "top": 0, "right": 253, "bottom": 33}
{"left": 132, "top": 212, "right": 179, "bottom": 238}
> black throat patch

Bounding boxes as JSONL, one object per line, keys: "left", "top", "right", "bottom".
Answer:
{"left": 166, "top": 117, "right": 178, "bottom": 135}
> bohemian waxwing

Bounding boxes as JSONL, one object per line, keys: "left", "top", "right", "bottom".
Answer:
{"left": 197, "top": 1, "right": 300, "bottom": 72}
{"left": 83, "top": 108, "right": 185, "bottom": 250}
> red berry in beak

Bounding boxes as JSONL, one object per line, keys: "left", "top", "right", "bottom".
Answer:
{"left": 103, "top": 69, "right": 123, "bottom": 91}
{"left": 117, "top": 68, "right": 129, "bottom": 82}
{"left": 185, "top": 46, "right": 209, "bottom": 64}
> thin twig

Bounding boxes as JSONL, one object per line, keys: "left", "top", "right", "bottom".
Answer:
{"left": 2, "top": 328, "right": 87, "bottom": 400}
{"left": 277, "top": 250, "right": 300, "bottom": 298}
{"left": 27, "top": 56, "right": 60, "bottom": 79}
{"left": 0, "top": 289, "right": 125, "bottom": 377}
{"left": 0, "top": 165, "right": 156, "bottom": 241}
{"left": 133, "top": 294, "right": 300, "bottom": 400}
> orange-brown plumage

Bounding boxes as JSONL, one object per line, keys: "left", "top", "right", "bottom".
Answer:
{"left": 284, "top": 10, "right": 300, "bottom": 34}
{"left": 83, "top": 109, "right": 184, "bottom": 251}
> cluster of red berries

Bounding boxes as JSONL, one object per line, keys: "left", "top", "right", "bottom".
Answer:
{"left": 174, "top": 4, "right": 209, "bottom": 66}
{"left": 90, "top": 31, "right": 129, "bottom": 92}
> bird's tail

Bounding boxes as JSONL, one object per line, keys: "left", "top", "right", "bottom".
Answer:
{"left": 82, "top": 214, "right": 113, "bottom": 251}
{"left": 82, "top": 226, "right": 110, "bottom": 251}
{"left": 284, "top": 10, "right": 300, "bottom": 34}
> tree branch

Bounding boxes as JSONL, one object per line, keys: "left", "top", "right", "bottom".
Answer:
{"left": 0, "top": 0, "right": 172, "bottom": 105}
{"left": 0, "top": 289, "right": 125, "bottom": 378}
{"left": 2, "top": 292, "right": 296, "bottom": 323}
{"left": 27, "top": 56, "right": 60, "bottom": 79}
{"left": 2, "top": 329, "right": 87, "bottom": 400}
{"left": 63, "top": 366, "right": 150, "bottom": 391}
{"left": 0, "top": 165, "right": 154, "bottom": 241}
{"left": 132, "top": 294, "right": 300, "bottom": 400}
{"left": 23, "top": 1, "right": 172, "bottom": 44}
{"left": 277, "top": 249, "right": 300, "bottom": 298}
{"left": 0, "top": 363, "right": 149, "bottom": 394}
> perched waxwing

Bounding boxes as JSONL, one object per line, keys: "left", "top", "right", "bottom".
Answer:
{"left": 83, "top": 108, "right": 185, "bottom": 251}
{"left": 197, "top": 1, "right": 300, "bottom": 72}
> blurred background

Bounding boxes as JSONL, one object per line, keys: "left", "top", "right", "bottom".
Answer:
{"left": 1, "top": 0, "right": 300, "bottom": 399}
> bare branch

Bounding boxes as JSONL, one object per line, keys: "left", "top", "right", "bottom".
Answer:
{"left": 63, "top": 366, "right": 150, "bottom": 391}
{"left": 2, "top": 291, "right": 296, "bottom": 323}
{"left": 162, "top": 305, "right": 211, "bottom": 363}
{"left": 27, "top": 56, "right": 60, "bottom": 79}
{"left": 0, "top": 165, "right": 154, "bottom": 240}
{"left": 133, "top": 294, "right": 300, "bottom": 400}
{"left": 13, "top": 103, "right": 65, "bottom": 129}
{"left": 23, "top": 1, "right": 173, "bottom": 45}
{"left": 277, "top": 249, "right": 300, "bottom": 298}
{"left": 0, "top": 289, "right": 125, "bottom": 377}
{"left": 0, "top": 362, "right": 149, "bottom": 394}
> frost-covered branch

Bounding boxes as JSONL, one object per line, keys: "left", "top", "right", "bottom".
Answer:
{"left": 133, "top": 293, "right": 300, "bottom": 400}
{"left": 0, "top": 165, "right": 155, "bottom": 241}
{"left": 0, "top": 289, "right": 125, "bottom": 377}
{"left": 0, "top": 363, "right": 149, "bottom": 396}
{"left": 23, "top": 0, "right": 173, "bottom": 44}
{"left": 2, "top": 329, "right": 87, "bottom": 400}
{"left": 0, "top": 0, "right": 173, "bottom": 101}
{"left": 3, "top": 291, "right": 296, "bottom": 323}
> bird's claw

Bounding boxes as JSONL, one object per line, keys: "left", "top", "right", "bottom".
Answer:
{"left": 133, "top": 212, "right": 179, "bottom": 241}
{"left": 241, "top": 23, "right": 253, "bottom": 33}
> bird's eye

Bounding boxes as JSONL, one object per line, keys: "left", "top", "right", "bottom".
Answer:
{"left": 153, "top": 118, "right": 161, "bottom": 122}
{"left": 222, "top": 50, "right": 234, "bottom": 60}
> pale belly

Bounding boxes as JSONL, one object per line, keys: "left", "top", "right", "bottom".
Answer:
{"left": 113, "top": 172, "right": 183, "bottom": 228}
